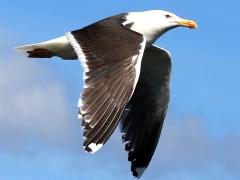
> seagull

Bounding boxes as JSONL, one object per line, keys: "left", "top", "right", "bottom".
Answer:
{"left": 16, "top": 10, "right": 197, "bottom": 178}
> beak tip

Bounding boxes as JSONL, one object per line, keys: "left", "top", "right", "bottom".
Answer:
{"left": 191, "top": 22, "right": 198, "bottom": 29}
{"left": 191, "top": 24, "right": 198, "bottom": 29}
{"left": 178, "top": 19, "right": 198, "bottom": 29}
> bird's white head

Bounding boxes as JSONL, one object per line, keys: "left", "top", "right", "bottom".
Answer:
{"left": 124, "top": 10, "right": 197, "bottom": 44}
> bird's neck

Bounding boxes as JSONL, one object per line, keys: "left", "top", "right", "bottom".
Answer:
{"left": 123, "top": 12, "right": 178, "bottom": 47}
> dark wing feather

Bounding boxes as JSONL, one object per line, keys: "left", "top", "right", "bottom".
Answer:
{"left": 66, "top": 14, "right": 146, "bottom": 153}
{"left": 120, "top": 45, "right": 172, "bottom": 178}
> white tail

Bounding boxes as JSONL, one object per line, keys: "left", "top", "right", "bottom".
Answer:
{"left": 15, "top": 36, "right": 78, "bottom": 60}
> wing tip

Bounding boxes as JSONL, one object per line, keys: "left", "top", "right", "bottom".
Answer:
{"left": 84, "top": 143, "right": 103, "bottom": 153}
{"left": 132, "top": 167, "right": 146, "bottom": 178}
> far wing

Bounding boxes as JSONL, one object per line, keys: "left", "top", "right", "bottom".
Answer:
{"left": 120, "top": 45, "right": 172, "bottom": 177}
{"left": 66, "top": 15, "right": 146, "bottom": 153}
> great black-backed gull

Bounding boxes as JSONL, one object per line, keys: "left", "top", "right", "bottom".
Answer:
{"left": 16, "top": 10, "right": 197, "bottom": 178}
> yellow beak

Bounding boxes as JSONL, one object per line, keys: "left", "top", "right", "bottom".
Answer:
{"left": 177, "top": 19, "right": 198, "bottom": 29}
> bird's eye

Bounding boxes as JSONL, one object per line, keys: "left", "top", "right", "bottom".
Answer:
{"left": 165, "top": 14, "right": 172, "bottom": 18}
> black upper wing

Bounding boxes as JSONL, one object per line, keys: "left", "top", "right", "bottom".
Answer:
{"left": 66, "top": 14, "right": 146, "bottom": 153}
{"left": 120, "top": 45, "right": 172, "bottom": 178}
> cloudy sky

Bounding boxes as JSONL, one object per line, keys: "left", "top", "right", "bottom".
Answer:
{"left": 0, "top": 1, "right": 240, "bottom": 180}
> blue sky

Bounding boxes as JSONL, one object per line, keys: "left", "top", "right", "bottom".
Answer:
{"left": 0, "top": 0, "right": 240, "bottom": 180}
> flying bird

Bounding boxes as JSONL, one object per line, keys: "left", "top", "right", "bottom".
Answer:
{"left": 16, "top": 10, "right": 197, "bottom": 178}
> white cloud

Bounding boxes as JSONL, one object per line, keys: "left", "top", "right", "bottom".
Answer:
{"left": 0, "top": 47, "right": 81, "bottom": 154}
